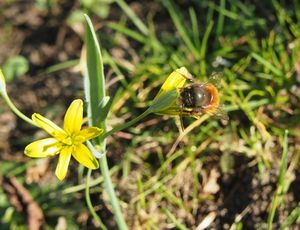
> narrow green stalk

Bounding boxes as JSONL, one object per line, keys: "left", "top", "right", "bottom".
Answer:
{"left": 101, "top": 88, "right": 178, "bottom": 141}
{"left": 96, "top": 109, "right": 152, "bottom": 230}
{"left": 85, "top": 169, "right": 107, "bottom": 230}
{"left": 99, "top": 155, "right": 128, "bottom": 230}
{"left": 2, "top": 93, "right": 36, "bottom": 127}
{"left": 101, "top": 109, "right": 151, "bottom": 140}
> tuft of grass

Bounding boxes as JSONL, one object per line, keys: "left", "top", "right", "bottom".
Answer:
{"left": 267, "top": 130, "right": 289, "bottom": 230}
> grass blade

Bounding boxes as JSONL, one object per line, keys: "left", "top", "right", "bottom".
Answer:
{"left": 114, "top": 0, "right": 149, "bottom": 35}
{"left": 163, "top": 208, "right": 189, "bottom": 230}
{"left": 251, "top": 52, "right": 283, "bottom": 77}
{"left": 107, "top": 22, "right": 147, "bottom": 43}
{"left": 164, "top": 0, "right": 200, "bottom": 59}
{"left": 216, "top": 0, "right": 226, "bottom": 36}
{"left": 42, "top": 59, "right": 79, "bottom": 75}
{"left": 279, "top": 202, "right": 300, "bottom": 229}
{"left": 267, "top": 130, "right": 289, "bottom": 230}
{"left": 200, "top": 20, "right": 214, "bottom": 76}
{"left": 189, "top": 7, "right": 201, "bottom": 50}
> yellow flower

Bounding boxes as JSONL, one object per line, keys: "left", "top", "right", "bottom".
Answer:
{"left": 25, "top": 99, "right": 102, "bottom": 180}
{"left": 150, "top": 67, "right": 188, "bottom": 115}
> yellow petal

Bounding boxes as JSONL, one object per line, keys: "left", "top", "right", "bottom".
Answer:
{"left": 154, "top": 67, "right": 187, "bottom": 99}
{"left": 32, "top": 113, "right": 66, "bottom": 140}
{"left": 77, "top": 127, "right": 103, "bottom": 142}
{"left": 55, "top": 147, "right": 72, "bottom": 180}
{"left": 72, "top": 144, "right": 99, "bottom": 169}
{"left": 24, "top": 138, "right": 61, "bottom": 158}
{"left": 64, "top": 99, "right": 83, "bottom": 134}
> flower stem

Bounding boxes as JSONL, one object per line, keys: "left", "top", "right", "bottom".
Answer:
{"left": 2, "top": 93, "right": 36, "bottom": 127}
{"left": 99, "top": 155, "right": 128, "bottom": 230}
{"left": 101, "top": 109, "right": 151, "bottom": 140}
{"left": 96, "top": 109, "right": 151, "bottom": 230}
{"left": 85, "top": 169, "right": 107, "bottom": 230}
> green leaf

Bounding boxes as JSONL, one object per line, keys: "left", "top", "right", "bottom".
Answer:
{"left": 96, "top": 96, "right": 111, "bottom": 124}
{"left": 2, "top": 55, "right": 29, "bottom": 82}
{"left": 83, "top": 14, "right": 106, "bottom": 129}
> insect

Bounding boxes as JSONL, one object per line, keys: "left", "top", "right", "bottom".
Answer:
{"left": 178, "top": 71, "right": 229, "bottom": 121}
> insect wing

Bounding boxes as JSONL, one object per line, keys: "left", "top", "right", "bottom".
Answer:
{"left": 208, "top": 72, "right": 223, "bottom": 88}
{"left": 207, "top": 104, "right": 229, "bottom": 121}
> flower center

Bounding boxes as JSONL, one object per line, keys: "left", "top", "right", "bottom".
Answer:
{"left": 61, "top": 134, "right": 85, "bottom": 146}
{"left": 62, "top": 136, "right": 73, "bottom": 146}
